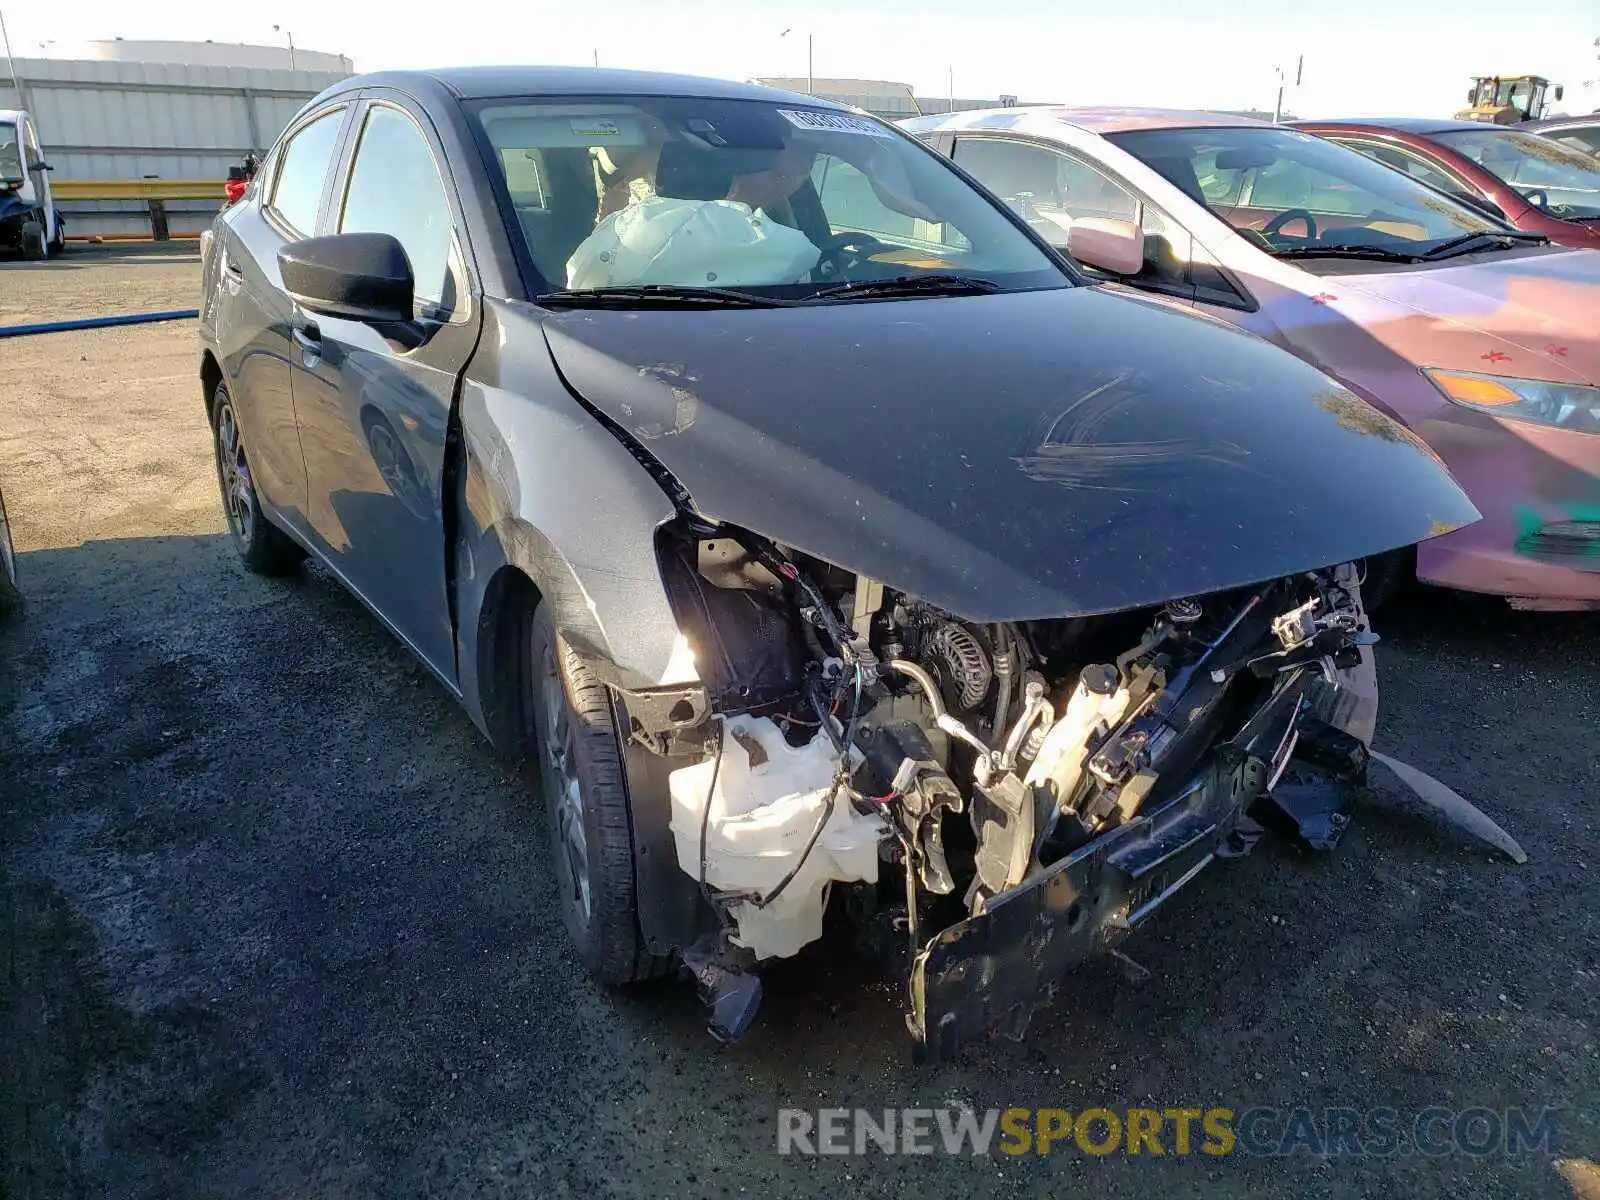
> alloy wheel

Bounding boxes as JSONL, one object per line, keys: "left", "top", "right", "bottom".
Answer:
{"left": 214, "top": 401, "right": 256, "bottom": 548}
{"left": 540, "top": 644, "right": 592, "bottom": 927}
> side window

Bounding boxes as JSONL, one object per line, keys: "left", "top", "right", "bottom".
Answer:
{"left": 500, "top": 147, "right": 549, "bottom": 210}
{"left": 1552, "top": 129, "right": 1600, "bottom": 156}
{"left": 953, "top": 137, "right": 1137, "bottom": 245}
{"left": 952, "top": 137, "right": 1189, "bottom": 292}
{"left": 339, "top": 105, "right": 456, "bottom": 309}
{"left": 22, "top": 118, "right": 42, "bottom": 168}
{"left": 1247, "top": 158, "right": 1368, "bottom": 214}
{"left": 811, "top": 154, "right": 967, "bottom": 250}
{"left": 269, "top": 108, "right": 347, "bottom": 234}
{"left": 1334, "top": 139, "right": 1478, "bottom": 201}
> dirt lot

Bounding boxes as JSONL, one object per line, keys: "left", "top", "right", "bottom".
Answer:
{"left": 2, "top": 246, "right": 1597, "bottom": 1199}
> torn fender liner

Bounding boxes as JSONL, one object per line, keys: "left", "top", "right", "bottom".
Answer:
{"left": 1369, "top": 751, "right": 1529, "bottom": 864}
{"left": 541, "top": 286, "right": 1480, "bottom": 622}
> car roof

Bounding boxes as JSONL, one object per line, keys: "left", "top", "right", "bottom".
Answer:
{"left": 1518, "top": 115, "right": 1600, "bottom": 132}
{"left": 1293, "top": 117, "right": 1489, "bottom": 136}
{"left": 904, "top": 105, "right": 1270, "bottom": 137}
{"left": 328, "top": 66, "right": 842, "bottom": 108}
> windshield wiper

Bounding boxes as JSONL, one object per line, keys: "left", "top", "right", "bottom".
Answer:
{"left": 1420, "top": 230, "right": 1548, "bottom": 261}
{"left": 534, "top": 284, "right": 795, "bottom": 309}
{"left": 1269, "top": 245, "right": 1424, "bottom": 263}
{"left": 803, "top": 273, "right": 1005, "bottom": 303}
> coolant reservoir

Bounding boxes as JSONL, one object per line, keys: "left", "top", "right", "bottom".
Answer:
{"left": 669, "top": 716, "right": 886, "bottom": 960}
{"left": 1024, "top": 665, "right": 1133, "bottom": 806}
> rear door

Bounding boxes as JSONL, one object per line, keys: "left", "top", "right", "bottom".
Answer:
{"left": 288, "top": 94, "right": 481, "bottom": 681}
{"left": 214, "top": 101, "right": 354, "bottom": 532}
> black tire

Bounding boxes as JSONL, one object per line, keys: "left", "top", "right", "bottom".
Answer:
{"left": 48, "top": 214, "right": 65, "bottom": 255}
{"left": 528, "top": 602, "right": 666, "bottom": 984}
{"left": 209, "top": 382, "right": 304, "bottom": 576}
{"left": 0, "top": 488, "right": 20, "bottom": 620}
{"left": 1360, "top": 547, "right": 1413, "bottom": 612}
{"left": 21, "top": 218, "right": 47, "bottom": 262}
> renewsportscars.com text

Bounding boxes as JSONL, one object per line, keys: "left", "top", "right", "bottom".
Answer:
{"left": 777, "top": 1106, "right": 1561, "bottom": 1159}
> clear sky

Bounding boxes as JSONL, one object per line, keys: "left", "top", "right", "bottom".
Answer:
{"left": 5, "top": 0, "right": 1596, "bottom": 119}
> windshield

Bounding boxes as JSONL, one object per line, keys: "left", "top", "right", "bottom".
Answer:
{"left": 1433, "top": 129, "right": 1600, "bottom": 219}
{"left": 1107, "top": 125, "right": 1504, "bottom": 258}
{"left": 474, "top": 98, "right": 1068, "bottom": 300}
{"left": 0, "top": 122, "right": 22, "bottom": 183}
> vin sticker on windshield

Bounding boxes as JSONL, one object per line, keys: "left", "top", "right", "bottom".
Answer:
{"left": 777, "top": 109, "right": 894, "bottom": 137}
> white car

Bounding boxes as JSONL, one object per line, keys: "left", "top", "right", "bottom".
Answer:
{"left": 1, "top": 108, "right": 63, "bottom": 259}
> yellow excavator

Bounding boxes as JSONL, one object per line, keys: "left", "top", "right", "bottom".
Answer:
{"left": 1455, "top": 75, "right": 1563, "bottom": 124}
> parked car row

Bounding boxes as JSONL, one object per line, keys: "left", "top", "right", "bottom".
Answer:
{"left": 903, "top": 105, "right": 1599, "bottom": 611}
{"left": 193, "top": 67, "right": 1560, "bottom": 1061}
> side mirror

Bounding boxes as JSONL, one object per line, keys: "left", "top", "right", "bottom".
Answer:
{"left": 1066, "top": 217, "right": 1144, "bottom": 275}
{"left": 1466, "top": 88, "right": 1476, "bottom": 104}
{"left": 1555, "top": 86, "right": 1564, "bottom": 102}
{"left": 278, "top": 232, "right": 414, "bottom": 323}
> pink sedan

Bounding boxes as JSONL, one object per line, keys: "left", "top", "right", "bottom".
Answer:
{"left": 906, "top": 107, "right": 1600, "bottom": 609}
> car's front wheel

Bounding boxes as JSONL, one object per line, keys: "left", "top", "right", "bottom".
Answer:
{"left": 21, "top": 218, "right": 48, "bottom": 262}
{"left": 0, "top": 488, "right": 21, "bottom": 619}
{"left": 210, "top": 382, "right": 304, "bottom": 575}
{"left": 528, "top": 602, "right": 667, "bottom": 984}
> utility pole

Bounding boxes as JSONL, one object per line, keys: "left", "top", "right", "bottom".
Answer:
{"left": 948, "top": 64, "right": 954, "bottom": 114}
{"left": 1272, "top": 54, "right": 1302, "bottom": 123}
{"left": 0, "top": 8, "right": 20, "bottom": 104}
{"left": 780, "top": 28, "right": 813, "bottom": 95}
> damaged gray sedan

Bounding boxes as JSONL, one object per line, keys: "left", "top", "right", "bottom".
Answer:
{"left": 198, "top": 67, "right": 1481, "bottom": 1059}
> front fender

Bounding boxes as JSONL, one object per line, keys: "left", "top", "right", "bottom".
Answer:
{"left": 453, "top": 299, "right": 706, "bottom": 740}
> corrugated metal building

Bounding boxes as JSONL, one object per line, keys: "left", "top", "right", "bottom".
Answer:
{"left": 1, "top": 43, "right": 350, "bottom": 237}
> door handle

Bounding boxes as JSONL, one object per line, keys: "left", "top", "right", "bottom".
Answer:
{"left": 223, "top": 260, "right": 244, "bottom": 278}
{"left": 292, "top": 320, "right": 321, "bottom": 351}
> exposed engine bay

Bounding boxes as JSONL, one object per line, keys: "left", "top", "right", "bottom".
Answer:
{"left": 654, "top": 523, "right": 1383, "bottom": 1058}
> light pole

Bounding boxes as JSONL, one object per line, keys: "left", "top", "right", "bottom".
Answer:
{"left": 779, "top": 28, "right": 812, "bottom": 95}
{"left": 272, "top": 24, "right": 298, "bottom": 72}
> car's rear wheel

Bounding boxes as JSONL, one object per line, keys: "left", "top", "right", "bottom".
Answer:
{"left": 528, "top": 602, "right": 667, "bottom": 984}
{"left": 210, "top": 382, "right": 304, "bottom": 575}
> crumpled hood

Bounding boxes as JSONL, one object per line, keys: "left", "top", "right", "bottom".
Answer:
{"left": 541, "top": 286, "right": 1479, "bottom": 621}
{"left": 1331, "top": 248, "right": 1600, "bottom": 385}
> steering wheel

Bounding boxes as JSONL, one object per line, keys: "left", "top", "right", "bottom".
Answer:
{"left": 1521, "top": 188, "right": 1550, "bottom": 211}
{"left": 813, "top": 232, "right": 892, "bottom": 279}
{"left": 1263, "top": 208, "right": 1319, "bottom": 241}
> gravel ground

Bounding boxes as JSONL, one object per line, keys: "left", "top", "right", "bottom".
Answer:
{"left": 2, "top": 246, "right": 1597, "bottom": 1199}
